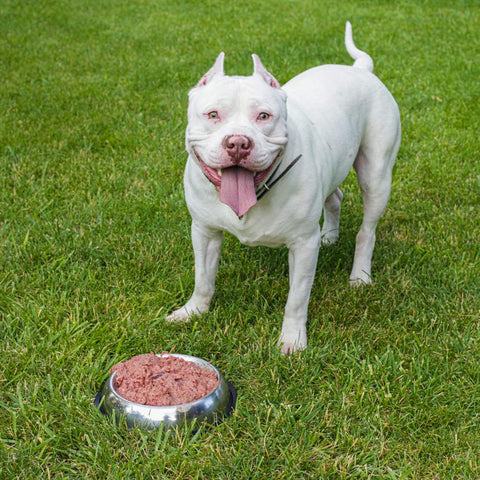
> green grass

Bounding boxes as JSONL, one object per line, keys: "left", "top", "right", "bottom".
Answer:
{"left": 1, "top": 0, "right": 479, "bottom": 478}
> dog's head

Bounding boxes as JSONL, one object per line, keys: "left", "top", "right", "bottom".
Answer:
{"left": 186, "top": 53, "right": 288, "bottom": 216}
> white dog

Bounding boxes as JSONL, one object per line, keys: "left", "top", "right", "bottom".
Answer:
{"left": 167, "top": 22, "right": 401, "bottom": 353}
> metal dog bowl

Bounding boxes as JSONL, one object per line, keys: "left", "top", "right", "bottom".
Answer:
{"left": 94, "top": 353, "right": 236, "bottom": 430}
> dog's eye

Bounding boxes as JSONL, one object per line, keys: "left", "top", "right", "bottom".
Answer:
{"left": 207, "top": 111, "right": 219, "bottom": 119}
{"left": 257, "top": 112, "right": 270, "bottom": 121}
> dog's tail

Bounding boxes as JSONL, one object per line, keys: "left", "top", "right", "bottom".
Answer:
{"left": 345, "top": 21, "right": 374, "bottom": 72}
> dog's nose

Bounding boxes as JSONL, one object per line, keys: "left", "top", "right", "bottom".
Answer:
{"left": 223, "top": 135, "right": 253, "bottom": 163}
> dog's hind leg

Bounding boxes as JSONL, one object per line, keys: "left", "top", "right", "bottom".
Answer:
{"left": 350, "top": 123, "right": 400, "bottom": 285}
{"left": 321, "top": 188, "right": 344, "bottom": 245}
{"left": 350, "top": 151, "right": 391, "bottom": 285}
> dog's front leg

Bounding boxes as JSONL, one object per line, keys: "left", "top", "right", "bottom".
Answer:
{"left": 278, "top": 230, "right": 321, "bottom": 354}
{"left": 166, "top": 222, "right": 223, "bottom": 322}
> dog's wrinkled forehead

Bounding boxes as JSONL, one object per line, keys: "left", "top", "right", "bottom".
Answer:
{"left": 188, "top": 53, "right": 287, "bottom": 113}
{"left": 189, "top": 76, "right": 286, "bottom": 114}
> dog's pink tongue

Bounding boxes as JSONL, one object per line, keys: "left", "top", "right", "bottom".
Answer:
{"left": 219, "top": 166, "right": 257, "bottom": 217}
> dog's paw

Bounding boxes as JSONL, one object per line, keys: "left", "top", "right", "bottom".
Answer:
{"left": 277, "top": 329, "right": 307, "bottom": 355}
{"left": 166, "top": 300, "right": 210, "bottom": 322}
{"left": 165, "top": 306, "right": 194, "bottom": 323}
{"left": 279, "top": 341, "right": 307, "bottom": 355}
{"left": 320, "top": 230, "right": 339, "bottom": 245}
{"left": 349, "top": 274, "right": 372, "bottom": 287}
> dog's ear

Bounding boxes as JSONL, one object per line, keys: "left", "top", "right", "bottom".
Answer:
{"left": 197, "top": 52, "right": 225, "bottom": 87}
{"left": 252, "top": 54, "right": 281, "bottom": 89}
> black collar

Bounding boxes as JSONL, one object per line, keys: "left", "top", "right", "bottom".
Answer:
{"left": 255, "top": 154, "right": 302, "bottom": 200}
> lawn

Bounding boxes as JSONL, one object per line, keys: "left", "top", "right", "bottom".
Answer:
{"left": 1, "top": 0, "right": 479, "bottom": 478}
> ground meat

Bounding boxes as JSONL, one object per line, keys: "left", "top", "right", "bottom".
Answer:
{"left": 110, "top": 353, "right": 219, "bottom": 406}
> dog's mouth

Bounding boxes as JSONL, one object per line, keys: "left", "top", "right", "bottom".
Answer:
{"left": 193, "top": 150, "right": 279, "bottom": 217}
{"left": 194, "top": 153, "right": 277, "bottom": 187}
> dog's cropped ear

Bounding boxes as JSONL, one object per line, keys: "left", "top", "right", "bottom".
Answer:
{"left": 252, "top": 54, "right": 281, "bottom": 89}
{"left": 197, "top": 52, "right": 225, "bottom": 87}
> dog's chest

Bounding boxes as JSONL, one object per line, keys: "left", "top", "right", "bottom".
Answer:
{"left": 223, "top": 217, "right": 286, "bottom": 247}
{"left": 214, "top": 194, "right": 320, "bottom": 247}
